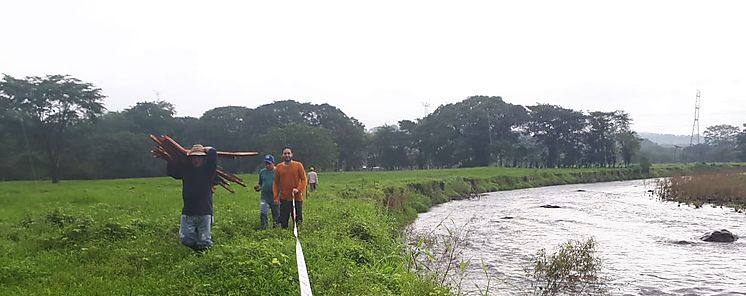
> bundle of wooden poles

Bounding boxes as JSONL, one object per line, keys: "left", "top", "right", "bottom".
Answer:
{"left": 149, "top": 135, "right": 258, "bottom": 193}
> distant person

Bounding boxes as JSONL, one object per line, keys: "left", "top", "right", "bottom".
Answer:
{"left": 273, "top": 146, "right": 307, "bottom": 229}
{"left": 167, "top": 144, "right": 217, "bottom": 252}
{"left": 307, "top": 166, "right": 318, "bottom": 192}
{"left": 254, "top": 154, "right": 279, "bottom": 229}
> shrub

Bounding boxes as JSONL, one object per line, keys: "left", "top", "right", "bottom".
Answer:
{"left": 527, "top": 238, "right": 607, "bottom": 296}
{"left": 639, "top": 157, "right": 652, "bottom": 174}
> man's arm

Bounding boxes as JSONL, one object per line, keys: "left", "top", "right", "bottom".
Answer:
{"left": 296, "top": 163, "right": 307, "bottom": 197}
{"left": 205, "top": 147, "right": 217, "bottom": 171}
{"left": 255, "top": 169, "right": 263, "bottom": 192}
{"left": 273, "top": 168, "right": 280, "bottom": 204}
{"left": 167, "top": 162, "right": 183, "bottom": 179}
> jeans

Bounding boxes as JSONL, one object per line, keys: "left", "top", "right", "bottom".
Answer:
{"left": 260, "top": 200, "right": 279, "bottom": 229}
{"left": 179, "top": 214, "right": 213, "bottom": 251}
{"left": 279, "top": 200, "right": 303, "bottom": 229}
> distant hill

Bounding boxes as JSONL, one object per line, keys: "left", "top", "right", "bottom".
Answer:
{"left": 638, "top": 132, "right": 692, "bottom": 147}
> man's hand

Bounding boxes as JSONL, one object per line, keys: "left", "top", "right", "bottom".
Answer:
{"left": 254, "top": 184, "right": 261, "bottom": 192}
{"left": 292, "top": 188, "right": 299, "bottom": 195}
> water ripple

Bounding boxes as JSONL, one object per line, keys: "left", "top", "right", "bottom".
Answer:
{"left": 412, "top": 179, "right": 746, "bottom": 295}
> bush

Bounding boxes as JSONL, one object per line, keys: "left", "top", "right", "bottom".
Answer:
{"left": 527, "top": 238, "right": 607, "bottom": 296}
{"left": 639, "top": 157, "right": 651, "bottom": 174}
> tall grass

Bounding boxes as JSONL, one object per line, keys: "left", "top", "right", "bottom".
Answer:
{"left": 655, "top": 170, "right": 746, "bottom": 211}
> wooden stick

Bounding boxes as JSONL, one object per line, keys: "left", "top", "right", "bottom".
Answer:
{"left": 217, "top": 182, "right": 235, "bottom": 193}
{"left": 162, "top": 135, "right": 188, "bottom": 155}
{"left": 218, "top": 151, "right": 259, "bottom": 158}
{"left": 216, "top": 169, "right": 246, "bottom": 187}
{"left": 149, "top": 134, "right": 252, "bottom": 193}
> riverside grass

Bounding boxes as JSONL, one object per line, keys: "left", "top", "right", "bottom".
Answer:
{"left": 1, "top": 163, "right": 743, "bottom": 295}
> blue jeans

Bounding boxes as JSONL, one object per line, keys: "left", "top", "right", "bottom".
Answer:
{"left": 260, "top": 200, "right": 279, "bottom": 229}
{"left": 179, "top": 215, "right": 213, "bottom": 251}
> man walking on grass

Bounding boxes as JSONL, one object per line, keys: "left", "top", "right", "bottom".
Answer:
{"left": 255, "top": 154, "right": 279, "bottom": 229}
{"left": 307, "top": 166, "right": 318, "bottom": 193}
{"left": 167, "top": 144, "right": 217, "bottom": 252}
{"left": 273, "top": 146, "right": 307, "bottom": 229}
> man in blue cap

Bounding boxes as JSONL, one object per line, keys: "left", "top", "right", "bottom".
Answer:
{"left": 255, "top": 154, "right": 279, "bottom": 229}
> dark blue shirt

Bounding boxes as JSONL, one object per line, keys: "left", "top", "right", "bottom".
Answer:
{"left": 167, "top": 148, "right": 217, "bottom": 215}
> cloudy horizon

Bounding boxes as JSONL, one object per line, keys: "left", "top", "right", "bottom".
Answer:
{"left": 2, "top": 0, "right": 744, "bottom": 135}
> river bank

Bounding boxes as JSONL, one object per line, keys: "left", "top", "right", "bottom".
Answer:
{"left": 0, "top": 163, "right": 742, "bottom": 295}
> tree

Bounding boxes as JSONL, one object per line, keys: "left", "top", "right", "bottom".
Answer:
{"left": 123, "top": 100, "right": 177, "bottom": 135}
{"left": 195, "top": 106, "right": 256, "bottom": 173}
{"left": 0, "top": 74, "right": 105, "bottom": 183}
{"left": 250, "top": 101, "right": 366, "bottom": 170}
{"left": 261, "top": 124, "right": 338, "bottom": 170}
{"left": 368, "top": 125, "right": 410, "bottom": 170}
{"left": 737, "top": 124, "right": 746, "bottom": 161}
{"left": 704, "top": 124, "right": 740, "bottom": 146}
{"left": 585, "top": 111, "right": 631, "bottom": 167}
{"left": 527, "top": 104, "right": 587, "bottom": 168}
{"left": 617, "top": 131, "right": 641, "bottom": 167}
{"left": 415, "top": 96, "right": 528, "bottom": 167}
{"left": 676, "top": 124, "right": 743, "bottom": 163}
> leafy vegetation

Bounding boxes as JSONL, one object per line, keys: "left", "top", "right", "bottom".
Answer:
{"left": 0, "top": 74, "right": 695, "bottom": 183}
{"left": 527, "top": 238, "right": 607, "bottom": 296}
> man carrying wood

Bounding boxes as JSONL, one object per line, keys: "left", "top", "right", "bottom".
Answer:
{"left": 167, "top": 144, "right": 217, "bottom": 252}
{"left": 273, "top": 146, "right": 307, "bottom": 229}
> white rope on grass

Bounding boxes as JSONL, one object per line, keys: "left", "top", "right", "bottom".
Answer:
{"left": 292, "top": 196, "right": 313, "bottom": 296}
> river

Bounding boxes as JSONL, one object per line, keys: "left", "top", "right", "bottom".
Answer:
{"left": 411, "top": 179, "right": 746, "bottom": 295}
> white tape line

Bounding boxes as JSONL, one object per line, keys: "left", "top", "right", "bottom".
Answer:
{"left": 292, "top": 199, "right": 313, "bottom": 296}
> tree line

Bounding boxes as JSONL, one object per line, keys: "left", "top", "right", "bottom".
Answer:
{"left": 2, "top": 74, "right": 745, "bottom": 182}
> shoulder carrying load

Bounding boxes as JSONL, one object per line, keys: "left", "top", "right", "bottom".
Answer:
{"left": 149, "top": 134, "right": 258, "bottom": 193}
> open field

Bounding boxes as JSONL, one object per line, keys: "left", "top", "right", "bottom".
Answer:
{"left": 1, "top": 163, "right": 743, "bottom": 295}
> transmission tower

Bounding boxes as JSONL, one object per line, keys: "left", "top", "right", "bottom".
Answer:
{"left": 422, "top": 102, "right": 431, "bottom": 116}
{"left": 689, "top": 90, "right": 701, "bottom": 146}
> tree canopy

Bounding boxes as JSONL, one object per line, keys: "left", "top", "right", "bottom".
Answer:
{"left": 6, "top": 74, "right": 743, "bottom": 182}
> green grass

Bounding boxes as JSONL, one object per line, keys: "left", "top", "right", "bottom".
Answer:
{"left": 1, "top": 163, "right": 743, "bottom": 295}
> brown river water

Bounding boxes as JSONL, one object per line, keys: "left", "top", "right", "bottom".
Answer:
{"left": 411, "top": 179, "right": 746, "bottom": 295}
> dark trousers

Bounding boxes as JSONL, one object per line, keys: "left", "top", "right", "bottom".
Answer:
{"left": 279, "top": 200, "right": 303, "bottom": 228}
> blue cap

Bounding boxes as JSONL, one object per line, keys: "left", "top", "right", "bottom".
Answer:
{"left": 263, "top": 154, "right": 275, "bottom": 164}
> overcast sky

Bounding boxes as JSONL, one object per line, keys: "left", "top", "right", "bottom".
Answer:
{"left": 2, "top": 0, "right": 744, "bottom": 135}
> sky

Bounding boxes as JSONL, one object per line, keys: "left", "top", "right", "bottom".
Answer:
{"left": 1, "top": 0, "right": 745, "bottom": 135}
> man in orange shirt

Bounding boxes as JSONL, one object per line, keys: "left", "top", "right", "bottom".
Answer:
{"left": 273, "top": 146, "right": 307, "bottom": 229}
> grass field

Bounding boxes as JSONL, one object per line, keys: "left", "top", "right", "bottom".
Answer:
{"left": 1, "top": 164, "right": 742, "bottom": 295}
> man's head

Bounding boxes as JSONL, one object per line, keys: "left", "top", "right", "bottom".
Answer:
{"left": 281, "top": 146, "right": 293, "bottom": 163}
{"left": 188, "top": 144, "right": 207, "bottom": 167}
{"left": 263, "top": 154, "right": 275, "bottom": 170}
{"left": 310, "top": 166, "right": 315, "bottom": 172}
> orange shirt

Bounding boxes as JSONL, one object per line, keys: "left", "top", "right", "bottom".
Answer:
{"left": 273, "top": 160, "right": 307, "bottom": 203}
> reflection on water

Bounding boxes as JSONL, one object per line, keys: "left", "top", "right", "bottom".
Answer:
{"left": 411, "top": 179, "right": 746, "bottom": 295}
